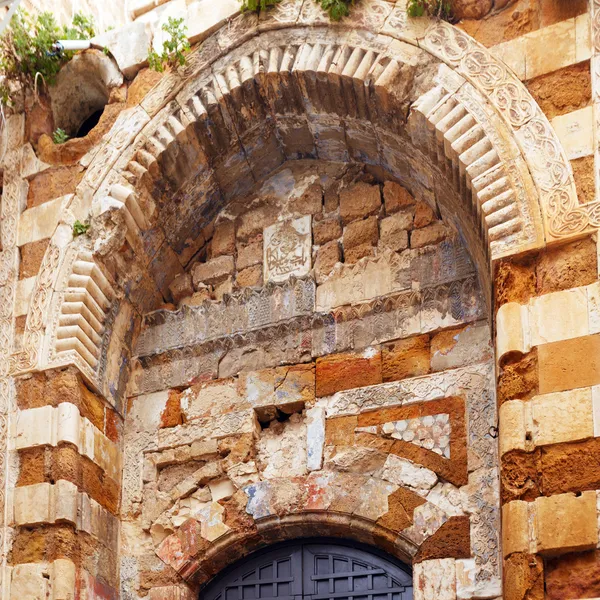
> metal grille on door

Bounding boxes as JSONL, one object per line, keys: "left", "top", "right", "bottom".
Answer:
{"left": 201, "top": 542, "right": 413, "bottom": 600}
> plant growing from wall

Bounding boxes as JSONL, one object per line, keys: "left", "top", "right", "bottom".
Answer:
{"left": 406, "top": 0, "right": 452, "bottom": 20}
{"left": 52, "top": 127, "right": 69, "bottom": 144}
{"left": 240, "top": 0, "right": 281, "bottom": 11}
{"left": 72, "top": 220, "right": 90, "bottom": 237}
{"left": 0, "top": 10, "right": 96, "bottom": 102}
{"left": 148, "top": 17, "right": 190, "bottom": 72}
{"left": 314, "top": 0, "right": 354, "bottom": 20}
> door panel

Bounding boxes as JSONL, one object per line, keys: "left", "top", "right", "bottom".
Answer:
{"left": 201, "top": 541, "right": 412, "bottom": 600}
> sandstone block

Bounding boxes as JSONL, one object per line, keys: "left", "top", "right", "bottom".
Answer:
{"left": 168, "top": 273, "right": 193, "bottom": 304}
{"left": 535, "top": 491, "right": 598, "bottom": 554}
{"left": 411, "top": 222, "right": 448, "bottom": 248}
{"left": 192, "top": 255, "right": 234, "bottom": 288}
{"left": 236, "top": 240, "right": 263, "bottom": 271}
{"left": 210, "top": 220, "right": 235, "bottom": 258}
{"left": 503, "top": 553, "right": 544, "bottom": 600}
{"left": 545, "top": 549, "right": 600, "bottom": 600}
{"left": 379, "top": 211, "right": 412, "bottom": 252}
{"left": 413, "top": 202, "right": 435, "bottom": 229}
{"left": 536, "top": 237, "right": 597, "bottom": 295}
{"left": 383, "top": 181, "right": 416, "bottom": 214}
{"left": 502, "top": 501, "right": 532, "bottom": 557}
{"left": 495, "top": 256, "right": 537, "bottom": 307}
{"left": 314, "top": 240, "right": 341, "bottom": 284}
{"left": 316, "top": 348, "right": 382, "bottom": 397}
{"left": 344, "top": 243, "right": 376, "bottom": 264}
{"left": 343, "top": 216, "right": 379, "bottom": 249}
{"left": 313, "top": 216, "right": 342, "bottom": 245}
{"left": 289, "top": 182, "right": 323, "bottom": 215}
{"left": 339, "top": 182, "right": 381, "bottom": 224}
{"left": 431, "top": 323, "right": 492, "bottom": 372}
{"left": 382, "top": 335, "right": 431, "bottom": 382}
{"left": 538, "top": 334, "right": 600, "bottom": 394}
{"left": 236, "top": 265, "right": 262, "bottom": 288}
{"left": 19, "top": 239, "right": 50, "bottom": 280}
{"left": 498, "top": 349, "right": 539, "bottom": 404}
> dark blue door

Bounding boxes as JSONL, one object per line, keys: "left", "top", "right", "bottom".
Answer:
{"left": 201, "top": 541, "right": 413, "bottom": 600}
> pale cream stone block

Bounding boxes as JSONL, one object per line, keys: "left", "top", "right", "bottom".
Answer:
{"left": 13, "top": 482, "right": 51, "bottom": 525}
{"left": 49, "top": 560, "right": 77, "bottom": 600}
{"left": 455, "top": 558, "right": 501, "bottom": 599}
{"left": 14, "top": 276, "right": 35, "bottom": 317}
{"left": 499, "top": 400, "right": 530, "bottom": 455}
{"left": 588, "top": 282, "right": 600, "bottom": 334}
{"left": 575, "top": 12, "right": 592, "bottom": 64}
{"left": 14, "top": 405, "right": 52, "bottom": 448}
{"left": 413, "top": 559, "right": 456, "bottom": 600}
{"left": 186, "top": 0, "right": 240, "bottom": 44}
{"left": 529, "top": 287, "right": 589, "bottom": 346}
{"left": 17, "top": 195, "right": 70, "bottom": 247}
{"left": 525, "top": 19, "right": 576, "bottom": 80}
{"left": 551, "top": 106, "right": 594, "bottom": 160}
{"left": 532, "top": 388, "right": 593, "bottom": 446}
{"left": 593, "top": 386, "right": 600, "bottom": 437}
{"left": 56, "top": 402, "right": 81, "bottom": 447}
{"left": 535, "top": 491, "right": 598, "bottom": 554}
{"left": 491, "top": 36, "right": 526, "bottom": 80}
{"left": 502, "top": 500, "right": 533, "bottom": 557}
{"left": 54, "top": 479, "right": 79, "bottom": 524}
{"left": 495, "top": 302, "right": 530, "bottom": 360}
{"left": 10, "top": 563, "right": 49, "bottom": 600}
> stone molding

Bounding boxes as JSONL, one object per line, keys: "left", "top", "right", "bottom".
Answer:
{"left": 13, "top": 402, "right": 121, "bottom": 481}
{"left": 12, "top": 480, "right": 119, "bottom": 547}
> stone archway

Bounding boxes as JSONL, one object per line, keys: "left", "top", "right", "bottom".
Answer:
{"left": 5, "top": 2, "right": 598, "bottom": 600}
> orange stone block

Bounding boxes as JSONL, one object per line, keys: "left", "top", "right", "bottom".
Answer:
{"left": 316, "top": 349, "right": 382, "bottom": 397}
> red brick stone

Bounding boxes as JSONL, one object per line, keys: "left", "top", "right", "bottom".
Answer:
{"left": 344, "top": 243, "right": 375, "bottom": 264}
{"left": 410, "top": 222, "right": 448, "bottom": 248}
{"left": 316, "top": 349, "right": 382, "bottom": 397}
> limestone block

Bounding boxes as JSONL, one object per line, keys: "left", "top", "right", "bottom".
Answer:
{"left": 264, "top": 216, "right": 312, "bottom": 283}
{"left": 185, "top": 0, "right": 241, "bottom": 44}
{"left": 536, "top": 491, "right": 598, "bottom": 554}
{"left": 502, "top": 501, "right": 533, "bottom": 557}
{"left": 379, "top": 454, "right": 438, "bottom": 493}
{"left": 575, "top": 11, "right": 592, "bottom": 64}
{"left": 413, "top": 559, "right": 456, "bottom": 600}
{"left": 593, "top": 386, "right": 600, "bottom": 437}
{"left": 92, "top": 21, "right": 152, "bottom": 79}
{"left": 49, "top": 560, "right": 77, "bottom": 600}
{"left": 551, "top": 106, "right": 593, "bottom": 160}
{"left": 495, "top": 302, "right": 530, "bottom": 360}
{"left": 306, "top": 406, "right": 326, "bottom": 471}
{"left": 500, "top": 389, "right": 593, "bottom": 454}
{"left": 15, "top": 403, "right": 121, "bottom": 480}
{"left": 525, "top": 18, "right": 578, "bottom": 80}
{"left": 588, "top": 283, "right": 600, "bottom": 335}
{"left": 455, "top": 558, "right": 501, "bottom": 599}
{"left": 430, "top": 323, "right": 492, "bottom": 372}
{"left": 13, "top": 480, "right": 78, "bottom": 527}
{"left": 17, "top": 195, "right": 71, "bottom": 246}
{"left": 491, "top": 36, "right": 526, "bottom": 80}
{"left": 532, "top": 388, "right": 593, "bottom": 447}
{"left": 14, "top": 276, "right": 35, "bottom": 317}
{"left": 9, "top": 563, "right": 49, "bottom": 600}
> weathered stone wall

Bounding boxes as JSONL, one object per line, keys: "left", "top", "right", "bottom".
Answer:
{"left": 120, "top": 165, "right": 498, "bottom": 599}
{"left": 1, "top": 0, "right": 600, "bottom": 598}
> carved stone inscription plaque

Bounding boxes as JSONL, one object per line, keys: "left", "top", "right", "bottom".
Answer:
{"left": 264, "top": 216, "right": 312, "bottom": 283}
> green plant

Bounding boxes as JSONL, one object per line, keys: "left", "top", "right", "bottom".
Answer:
{"left": 240, "top": 0, "right": 281, "bottom": 12}
{"left": 407, "top": 0, "right": 452, "bottom": 20}
{"left": 52, "top": 127, "right": 69, "bottom": 144}
{"left": 0, "top": 10, "right": 96, "bottom": 96}
{"left": 72, "top": 220, "right": 90, "bottom": 237}
{"left": 315, "top": 0, "right": 354, "bottom": 20}
{"left": 148, "top": 17, "right": 190, "bottom": 72}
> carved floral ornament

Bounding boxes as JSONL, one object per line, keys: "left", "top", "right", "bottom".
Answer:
{"left": 11, "top": 0, "right": 592, "bottom": 388}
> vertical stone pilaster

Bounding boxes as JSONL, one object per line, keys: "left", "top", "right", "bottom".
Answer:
{"left": 591, "top": 0, "right": 600, "bottom": 203}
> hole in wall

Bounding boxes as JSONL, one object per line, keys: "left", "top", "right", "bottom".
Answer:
{"left": 76, "top": 108, "right": 105, "bottom": 138}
